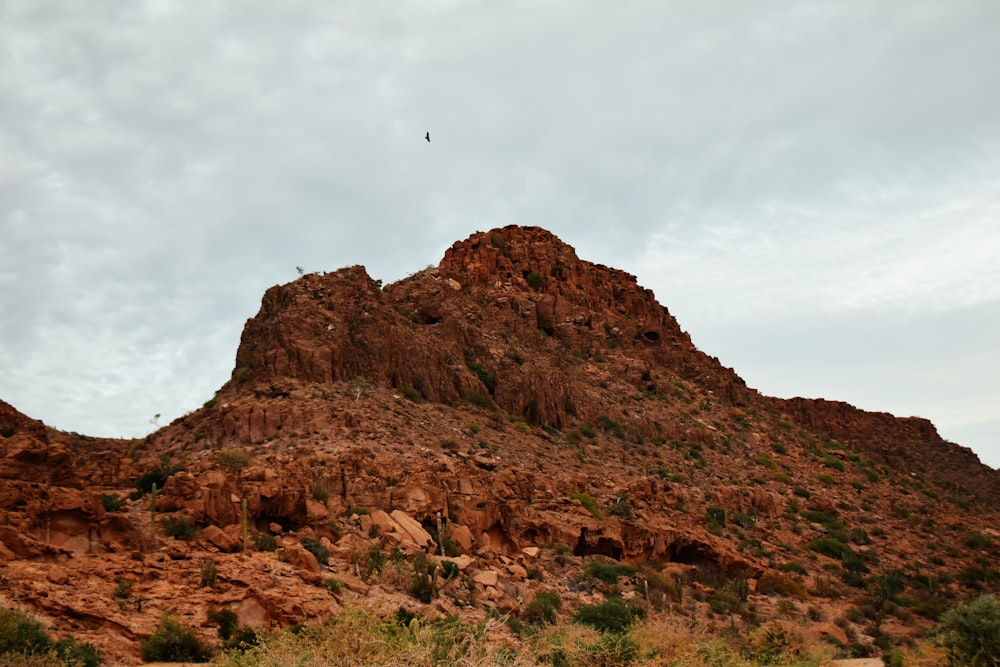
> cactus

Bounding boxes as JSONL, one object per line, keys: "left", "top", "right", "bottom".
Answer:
{"left": 241, "top": 497, "right": 249, "bottom": 552}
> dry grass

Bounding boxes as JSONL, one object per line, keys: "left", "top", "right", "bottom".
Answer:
{"left": 209, "top": 603, "right": 951, "bottom": 667}
{"left": 212, "top": 605, "right": 527, "bottom": 667}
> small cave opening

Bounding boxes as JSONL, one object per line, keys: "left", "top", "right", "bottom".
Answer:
{"left": 642, "top": 330, "right": 661, "bottom": 342}
{"left": 482, "top": 521, "right": 517, "bottom": 554}
{"left": 573, "top": 529, "right": 624, "bottom": 560}
{"left": 668, "top": 541, "right": 715, "bottom": 568}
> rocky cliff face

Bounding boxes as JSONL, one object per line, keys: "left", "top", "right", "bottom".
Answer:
{"left": 220, "top": 226, "right": 750, "bottom": 439}
{"left": 1, "top": 226, "right": 997, "bottom": 664}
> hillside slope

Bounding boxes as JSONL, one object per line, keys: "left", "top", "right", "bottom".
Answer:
{"left": 1, "top": 226, "right": 997, "bottom": 664}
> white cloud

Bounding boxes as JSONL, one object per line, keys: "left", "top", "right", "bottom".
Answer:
{"left": 1, "top": 1, "right": 998, "bottom": 467}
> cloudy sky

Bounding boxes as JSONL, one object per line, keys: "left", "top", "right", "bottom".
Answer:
{"left": 2, "top": 1, "right": 998, "bottom": 468}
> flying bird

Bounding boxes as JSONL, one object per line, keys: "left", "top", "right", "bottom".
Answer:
{"left": 425, "top": 132, "right": 430, "bottom": 142}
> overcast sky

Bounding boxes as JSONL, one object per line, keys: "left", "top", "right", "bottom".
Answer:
{"left": 2, "top": 1, "right": 998, "bottom": 468}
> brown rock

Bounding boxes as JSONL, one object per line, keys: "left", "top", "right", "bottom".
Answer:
{"left": 202, "top": 524, "right": 240, "bottom": 552}
{"left": 389, "top": 510, "right": 434, "bottom": 549}
{"left": 284, "top": 544, "right": 321, "bottom": 575}
{"left": 473, "top": 570, "right": 499, "bottom": 587}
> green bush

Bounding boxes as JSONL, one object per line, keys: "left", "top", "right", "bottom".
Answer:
{"left": 821, "top": 454, "right": 845, "bottom": 471}
{"left": 934, "top": 594, "right": 1000, "bottom": 666}
{"left": 571, "top": 492, "right": 604, "bottom": 519}
{"left": 409, "top": 572, "right": 434, "bottom": 604}
{"left": 141, "top": 613, "right": 213, "bottom": 663}
{"left": 251, "top": 534, "right": 278, "bottom": 551}
{"left": 162, "top": 515, "right": 195, "bottom": 540}
{"left": 0, "top": 608, "right": 101, "bottom": 667}
{"left": 466, "top": 361, "right": 495, "bottom": 393}
{"left": 98, "top": 493, "right": 125, "bottom": 512}
{"left": 810, "top": 536, "right": 851, "bottom": 561}
{"left": 608, "top": 497, "right": 633, "bottom": 518}
{"left": 583, "top": 561, "right": 638, "bottom": 584}
{"left": 465, "top": 391, "right": 492, "bottom": 408}
{"left": 52, "top": 637, "right": 100, "bottom": 667}
{"left": 301, "top": 536, "right": 330, "bottom": 565}
{"left": 582, "top": 633, "right": 639, "bottom": 665}
{"left": 214, "top": 448, "right": 251, "bottom": 473}
{"left": 573, "top": 596, "right": 643, "bottom": 634}
{"left": 800, "top": 509, "right": 843, "bottom": 530}
{"left": 525, "top": 271, "right": 548, "bottom": 290}
{"left": 965, "top": 532, "right": 994, "bottom": 549}
{"left": 207, "top": 608, "right": 239, "bottom": 641}
{"left": 131, "top": 459, "right": 181, "bottom": 498}
{"left": 523, "top": 590, "right": 562, "bottom": 626}
{"left": 0, "top": 607, "right": 54, "bottom": 656}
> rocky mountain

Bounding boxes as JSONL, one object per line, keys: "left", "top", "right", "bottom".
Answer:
{"left": 1, "top": 225, "right": 997, "bottom": 664}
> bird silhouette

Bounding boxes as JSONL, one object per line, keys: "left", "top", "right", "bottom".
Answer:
{"left": 425, "top": 132, "right": 430, "bottom": 142}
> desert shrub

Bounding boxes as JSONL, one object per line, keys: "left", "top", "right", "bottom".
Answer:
{"left": 742, "top": 622, "right": 804, "bottom": 664}
{"left": 758, "top": 571, "right": 809, "bottom": 599}
{"left": 842, "top": 552, "right": 870, "bottom": 575}
{"left": 608, "top": 496, "right": 633, "bottom": 518}
{"left": 465, "top": 361, "right": 495, "bottom": 393}
{"left": 708, "top": 578, "right": 750, "bottom": 615}
{"left": 251, "top": 534, "right": 278, "bottom": 551}
{"left": 581, "top": 632, "right": 639, "bottom": 665}
{"left": 207, "top": 608, "right": 239, "bottom": 641}
{"left": 525, "top": 271, "right": 548, "bottom": 290}
{"left": 778, "top": 561, "right": 808, "bottom": 575}
{"left": 965, "top": 531, "right": 994, "bottom": 549}
{"left": 98, "top": 493, "right": 125, "bottom": 512}
{"left": 407, "top": 554, "right": 438, "bottom": 603}
{"left": 597, "top": 415, "right": 626, "bottom": 439}
{"left": 401, "top": 386, "right": 421, "bottom": 402}
{"left": 0, "top": 608, "right": 53, "bottom": 656}
{"left": 571, "top": 492, "right": 604, "bottom": 519}
{"left": 800, "top": 509, "right": 842, "bottom": 529}
{"left": 49, "top": 636, "right": 101, "bottom": 667}
{"left": 215, "top": 448, "right": 251, "bottom": 473}
{"left": 162, "top": 514, "right": 195, "bottom": 540}
{"left": 199, "top": 558, "right": 218, "bottom": 588}
{"left": 849, "top": 527, "right": 872, "bottom": 544}
{"left": 407, "top": 569, "right": 434, "bottom": 604}
{"left": 573, "top": 596, "right": 643, "bottom": 634}
{"left": 465, "top": 391, "right": 492, "bottom": 408}
{"left": 583, "top": 561, "right": 637, "bottom": 584}
{"left": 365, "top": 546, "right": 387, "bottom": 579}
{"left": 523, "top": 591, "right": 563, "bottom": 626}
{"left": 821, "top": 454, "right": 845, "bottom": 471}
{"left": 141, "top": 613, "right": 213, "bottom": 663}
{"left": 301, "top": 536, "right": 330, "bottom": 565}
{"left": 958, "top": 565, "right": 992, "bottom": 590}
{"left": 132, "top": 458, "right": 181, "bottom": 498}
{"left": 810, "top": 536, "right": 851, "bottom": 560}
{"left": 934, "top": 594, "right": 1000, "bottom": 666}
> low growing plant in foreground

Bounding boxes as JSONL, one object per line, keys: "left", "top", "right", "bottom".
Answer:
{"left": 0, "top": 607, "right": 101, "bottom": 667}
{"left": 933, "top": 593, "right": 1000, "bottom": 666}
{"left": 141, "top": 613, "right": 213, "bottom": 663}
{"left": 212, "top": 604, "right": 863, "bottom": 667}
